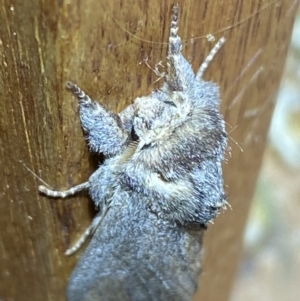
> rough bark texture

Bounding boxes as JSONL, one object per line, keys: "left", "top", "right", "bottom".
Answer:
{"left": 0, "top": 0, "right": 297, "bottom": 301}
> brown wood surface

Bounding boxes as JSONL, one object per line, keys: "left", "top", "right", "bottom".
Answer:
{"left": 0, "top": 0, "right": 297, "bottom": 300}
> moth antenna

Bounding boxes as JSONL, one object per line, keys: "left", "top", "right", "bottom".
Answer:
{"left": 196, "top": 37, "right": 226, "bottom": 80}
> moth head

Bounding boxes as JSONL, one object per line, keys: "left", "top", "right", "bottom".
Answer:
{"left": 132, "top": 93, "right": 191, "bottom": 149}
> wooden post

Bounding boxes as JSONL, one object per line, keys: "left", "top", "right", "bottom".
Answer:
{"left": 0, "top": 0, "right": 297, "bottom": 300}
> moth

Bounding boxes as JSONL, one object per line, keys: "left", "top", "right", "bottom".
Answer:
{"left": 39, "top": 5, "right": 227, "bottom": 301}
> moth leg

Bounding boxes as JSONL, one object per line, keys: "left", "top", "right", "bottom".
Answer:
{"left": 165, "top": 5, "right": 195, "bottom": 93}
{"left": 65, "top": 203, "right": 109, "bottom": 256}
{"left": 39, "top": 182, "right": 89, "bottom": 198}
{"left": 119, "top": 104, "right": 135, "bottom": 133}
{"left": 67, "top": 81, "right": 129, "bottom": 156}
{"left": 196, "top": 37, "right": 226, "bottom": 80}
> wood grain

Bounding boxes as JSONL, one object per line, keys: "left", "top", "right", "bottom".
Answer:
{"left": 0, "top": 0, "right": 297, "bottom": 300}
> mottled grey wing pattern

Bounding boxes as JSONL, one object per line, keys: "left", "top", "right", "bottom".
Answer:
{"left": 67, "top": 195, "right": 203, "bottom": 301}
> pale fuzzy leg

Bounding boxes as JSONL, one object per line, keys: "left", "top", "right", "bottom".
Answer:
{"left": 65, "top": 204, "right": 109, "bottom": 256}
{"left": 166, "top": 5, "right": 197, "bottom": 94}
{"left": 39, "top": 182, "right": 90, "bottom": 198}
{"left": 196, "top": 37, "right": 226, "bottom": 80}
{"left": 168, "top": 5, "right": 181, "bottom": 56}
{"left": 67, "top": 81, "right": 129, "bottom": 156}
{"left": 66, "top": 81, "right": 92, "bottom": 104}
{"left": 165, "top": 5, "right": 187, "bottom": 92}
